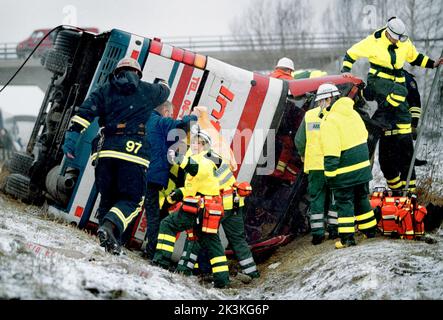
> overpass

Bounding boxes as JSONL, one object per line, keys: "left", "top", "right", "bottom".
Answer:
{"left": 1, "top": 33, "right": 441, "bottom": 90}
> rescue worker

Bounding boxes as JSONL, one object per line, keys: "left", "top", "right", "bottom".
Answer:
{"left": 62, "top": 57, "right": 170, "bottom": 255}
{"left": 341, "top": 17, "right": 443, "bottom": 193}
{"left": 176, "top": 143, "right": 259, "bottom": 280}
{"left": 318, "top": 86, "right": 378, "bottom": 249}
{"left": 269, "top": 58, "right": 298, "bottom": 182}
{"left": 269, "top": 57, "right": 295, "bottom": 80}
{"left": 143, "top": 101, "right": 199, "bottom": 260}
{"left": 152, "top": 128, "right": 230, "bottom": 288}
{"left": 294, "top": 84, "right": 339, "bottom": 245}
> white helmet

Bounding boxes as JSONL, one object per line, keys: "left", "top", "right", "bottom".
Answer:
{"left": 315, "top": 83, "right": 340, "bottom": 102}
{"left": 114, "top": 57, "right": 142, "bottom": 78}
{"left": 276, "top": 57, "right": 295, "bottom": 71}
{"left": 191, "top": 124, "right": 212, "bottom": 146}
{"left": 386, "top": 17, "right": 408, "bottom": 42}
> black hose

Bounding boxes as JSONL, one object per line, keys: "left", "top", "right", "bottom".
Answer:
{"left": 0, "top": 25, "right": 88, "bottom": 95}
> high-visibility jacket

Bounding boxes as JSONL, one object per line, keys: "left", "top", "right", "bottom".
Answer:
{"left": 342, "top": 28, "right": 435, "bottom": 83}
{"left": 269, "top": 69, "right": 294, "bottom": 80}
{"left": 294, "top": 106, "right": 324, "bottom": 173}
{"left": 320, "top": 97, "right": 372, "bottom": 189}
{"left": 177, "top": 150, "right": 220, "bottom": 197}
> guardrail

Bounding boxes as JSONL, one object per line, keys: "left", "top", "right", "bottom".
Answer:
{"left": 2, "top": 33, "right": 442, "bottom": 60}
{"left": 0, "top": 43, "right": 18, "bottom": 59}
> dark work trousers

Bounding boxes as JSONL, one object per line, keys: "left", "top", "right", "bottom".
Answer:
{"left": 94, "top": 158, "right": 147, "bottom": 242}
{"left": 379, "top": 133, "right": 416, "bottom": 191}
{"left": 144, "top": 182, "right": 164, "bottom": 259}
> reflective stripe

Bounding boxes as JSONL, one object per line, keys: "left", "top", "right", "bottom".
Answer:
{"left": 109, "top": 200, "right": 143, "bottom": 231}
{"left": 325, "top": 160, "right": 370, "bottom": 177}
{"left": 219, "top": 171, "right": 234, "bottom": 186}
{"left": 338, "top": 226, "right": 355, "bottom": 233}
{"left": 91, "top": 150, "right": 150, "bottom": 167}
{"left": 158, "top": 234, "right": 177, "bottom": 243}
{"left": 328, "top": 211, "right": 338, "bottom": 218}
{"left": 178, "top": 260, "right": 184, "bottom": 265}
{"left": 243, "top": 265, "right": 258, "bottom": 274}
{"left": 210, "top": 256, "right": 227, "bottom": 265}
{"left": 388, "top": 181, "right": 403, "bottom": 189}
{"left": 356, "top": 210, "right": 374, "bottom": 221}
{"left": 338, "top": 217, "right": 355, "bottom": 224}
{"left": 194, "top": 263, "right": 199, "bottom": 269}
{"left": 212, "top": 266, "right": 229, "bottom": 273}
{"left": 327, "top": 218, "right": 338, "bottom": 225}
{"left": 202, "top": 227, "right": 218, "bottom": 233}
{"left": 311, "top": 222, "right": 325, "bottom": 228}
{"left": 387, "top": 176, "right": 401, "bottom": 183}
{"left": 286, "top": 166, "right": 297, "bottom": 175}
{"left": 384, "top": 128, "right": 412, "bottom": 136}
{"left": 382, "top": 215, "right": 396, "bottom": 220}
{"left": 343, "top": 61, "right": 353, "bottom": 69}
{"left": 239, "top": 257, "right": 255, "bottom": 267}
{"left": 402, "top": 180, "right": 416, "bottom": 186}
{"left": 71, "top": 115, "right": 91, "bottom": 128}
{"left": 190, "top": 253, "right": 198, "bottom": 261}
{"left": 405, "top": 230, "right": 414, "bottom": 235}
{"left": 409, "top": 107, "right": 421, "bottom": 113}
{"left": 397, "top": 123, "right": 411, "bottom": 129}
{"left": 186, "top": 262, "right": 195, "bottom": 269}
{"left": 181, "top": 251, "right": 187, "bottom": 257}
{"left": 156, "top": 243, "right": 174, "bottom": 252}
{"left": 310, "top": 213, "right": 325, "bottom": 220}
{"left": 386, "top": 96, "right": 400, "bottom": 107}
{"left": 215, "top": 163, "right": 230, "bottom": 177}
{"left": 369, "top": 68, "right": 405, "bottom": 83}
{"left": 389, "top": 93, "right": 406, "bottom": 102}
{"left": 421, "top": 56, "right": 429, "bottom": 68}
{"left": 358, "top": 219, "right": 377, "bottom": 230}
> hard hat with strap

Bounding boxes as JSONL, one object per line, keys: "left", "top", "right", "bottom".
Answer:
{"left": 191, "top": 124, "right": 212, "bottom": 146}
{"left": 315, "top": 83, "right": 340, "bottom": 102}
{"left": 276, "top": 57, "right": 295, "bottom": 71}
{"left": 386, "top": 17, "right": 408, "bottom": 42}
{"left": 114, "top": 57, "right": 143, "bottom": 78}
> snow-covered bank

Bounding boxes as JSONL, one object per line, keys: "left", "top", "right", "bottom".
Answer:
{"left": 0, "top": 195, "right": 442, "bottom": 300}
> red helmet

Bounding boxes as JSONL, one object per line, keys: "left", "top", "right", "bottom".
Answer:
{"left": 114, "top": 57, "right": 142, "bottom": 78}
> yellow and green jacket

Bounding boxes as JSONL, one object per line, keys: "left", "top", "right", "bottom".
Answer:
{"left": 320, "top": 97, "right": 372, "bottom": 189}
{"left": 342, "top": 27, "right": 435, "bottom": 83}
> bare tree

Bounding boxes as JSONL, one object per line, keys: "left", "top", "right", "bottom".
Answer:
{"left": 229, "top": 0, "right": 313, "bottom": 71}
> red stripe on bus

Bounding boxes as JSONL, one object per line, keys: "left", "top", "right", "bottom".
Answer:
{"left": 171, "top": 65, "right": 194, "bottom": 119}
{"left": 230, "top": 73, "right": 269, "bottom": 176}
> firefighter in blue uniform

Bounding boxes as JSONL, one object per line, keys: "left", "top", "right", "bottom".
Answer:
{"left": 62, "top": 57, "right": 170, "bottom": 255}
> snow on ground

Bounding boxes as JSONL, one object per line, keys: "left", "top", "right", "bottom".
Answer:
{"left": 1, "top": 194, "right": 442, "bottom": 300}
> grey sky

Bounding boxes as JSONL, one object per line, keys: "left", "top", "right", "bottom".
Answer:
{"left": 0, "top": 0, "right": 325, "bottom": 43}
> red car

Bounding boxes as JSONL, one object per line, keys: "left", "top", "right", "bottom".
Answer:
{"left": 16, "top": 27, "right": 99, "bottom": 59}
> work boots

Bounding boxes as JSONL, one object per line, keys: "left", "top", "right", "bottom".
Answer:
{"left": 335, "top": 236, "right": 356, "bottom": 249}
{"left": 311, "top": 234, "right": 326, "bottom": 245}
{"left": 363, "top": 227, "right": 377, "bottom": 239}
{"left": 97, "top": 220, "right": 121, "bottom": 255}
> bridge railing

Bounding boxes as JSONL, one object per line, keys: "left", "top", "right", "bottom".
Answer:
{"left": 1, "top": 33, "right": 442, "bottom": 59}
{"left": 0, "top": 43, "right": 18, "bottom": 59}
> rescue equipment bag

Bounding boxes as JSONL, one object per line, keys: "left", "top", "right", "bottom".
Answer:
{"left": 182, "top": 196, "right": 200, "bottom": 215}
{"left": 201, "top": 196, "right": 224, "bottom": 234}
{"left": 370, "top": 191, "right": 427, "bottom": 239}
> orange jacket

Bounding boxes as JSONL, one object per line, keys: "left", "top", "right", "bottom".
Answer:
{"left": 269, "top": 68, "right": 293, "bottom": 80}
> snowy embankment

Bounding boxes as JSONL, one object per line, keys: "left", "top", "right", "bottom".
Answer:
{"left": 1, "top": 194, "right": 442, "bottom": 300}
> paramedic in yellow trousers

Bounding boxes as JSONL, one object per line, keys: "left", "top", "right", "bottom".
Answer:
{"left": 342, "top": 17, "right": 443, "bottom": 193}
{"left": 175, "top": 148, "right": 259, "bottom": 279}
{"left": 294, "top": 84, "right": 339, "bottom": 245}
{"left": 152, "top": 128, "right": 230, "bottom": 288}
{"left": 318, "top": 86, "right": 378, "bottom": 249}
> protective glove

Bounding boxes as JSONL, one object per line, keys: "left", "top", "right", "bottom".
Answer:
{"left": 62, "top": 130, "right": 80, "bottom": 159}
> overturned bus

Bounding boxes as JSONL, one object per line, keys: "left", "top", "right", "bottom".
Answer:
{"left": 1, "top": 26, "right": 368, "bottom": 259}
